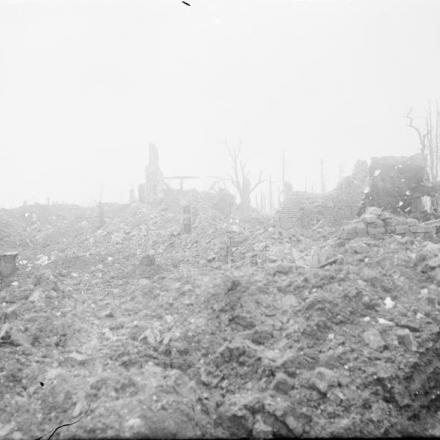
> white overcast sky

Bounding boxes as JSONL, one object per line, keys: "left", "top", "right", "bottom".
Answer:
{"left": 1, "top": 0, "right": 440, "bottom": 207}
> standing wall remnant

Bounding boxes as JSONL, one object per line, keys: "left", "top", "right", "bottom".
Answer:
{"left": 145, "top": 143, "right": 165, "bottom": 202}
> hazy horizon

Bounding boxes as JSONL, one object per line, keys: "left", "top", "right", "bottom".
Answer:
{"left": 1, "top": 0, "right": 440, "bottom": 208}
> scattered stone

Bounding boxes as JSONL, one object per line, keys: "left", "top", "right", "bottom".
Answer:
{"left": 138, "top": 328, "right": 159, "bottom": 346}
{"left": 348, "top": 241, "right": 369, "bottom": 254}
{"left": 32, "top": 270, "right": 60, "bottom": 292}
{"left": 284, "top": 415, "right": 304, "bottom": 437}
{"left": 0, "top": 304, "right": 19, "bottom": 322}
{"left": 427, "top": 256, "right": 440, "bottom": 269}
{"left": 310, "top": 248, "right": 324, "bottom": 268}
{"left": 0, "top": 323, "right": 10, "bottom": 340}
{"left": 230, "top": 314, "right": 256, "bottom": 330}
{"left": 0, "top": 323, "right": 31, "bottom": 346}
{"left": 362, "top": 328, "right": 385, "bottom": 350}
{"left": 271, "top": 263, "right": 293, "bottom": 276}
{"left": 0, "top": 422, "right": 15, "bottom": 438}
{"left": 270, "top": 372, "right": 295, "bottom": 394}
{"left": 35, "top": 254, "right": 50, "bottom": 266}
{"left": 247, "top": 328, "right": 273, "bottom": 345}
{"left": 396, "top": 328, "right": 417, "bottom": 351}
{"left": 362, "top": 214, "right": 383, "bottom": 225}
{"left": 252, "top": 415, "right": 273, "bottom": 439}
{"left": 28, "top": 288, "right": 44, "bottom": 302}
{"left": 384, "top": 297, "right": 395, "bottom": 309}
{"left": 309, "top": 367, "right": 338, "bottom": 394}
{"left": 377, "top": 318, "right": 394, "bottom": 326}
{"left": 138, "top": 278, "right": 151, "bottom": 287}
{"left": 216, "top": 405, "right": 253, "bottom": 438}
{"left": 139, "top": 253, "right": 156, "bottom": 267}
{"left": 427, "top": 296, "right": 438, "bottom": 308}
{"left": 365, "top": 207, "right": 382, "bottom": 217}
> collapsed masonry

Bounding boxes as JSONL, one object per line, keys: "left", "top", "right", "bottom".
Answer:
{"left": 359, "top": 153, "right": 440, "bottom": 218}
{"left": 342, "top": 206, "right": 439, "bottom": 240}
{"left": 277, "top": 160, "right": 369, "bottom": 230}
{"left": 277, "top": 154, "right": 440, "bottom": 232}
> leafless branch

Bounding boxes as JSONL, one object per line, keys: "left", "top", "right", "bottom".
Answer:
{"left": 250, "top": 171, "right": 264, "bottom": 194}
{"left": 407, "top": 107, "right": 429, "bottom": 154}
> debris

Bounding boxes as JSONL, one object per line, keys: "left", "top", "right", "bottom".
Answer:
{"left": 284, "top": 415, "right": 304, "bottom": 437}
{"left": 384, "top": 297, "right": 395, "bottom": 309}
{"left": 139, "top": 254, "right": 156, "bottom": 267}
{"left": 318, "top": 255, "right": 342, "bottom": 269}
{"left": 35, "top": 254, "right": 50, "bottom": 266}
{"left": 362, "top": 328, "right": 385, "bottom": 350}
{"left": 377, "top": 318, "right": 395, "bottom": 326}
{"left": 138, "top": 329, "right": 159, "bottom": 346}
{"left": 309, "top": 367, "right": 339, "bottom": 394}
{"left": 0, "top": 422, "right": 15, "bottom": 438}
{"left": 252, "top": 415, "right": 273, "bottom": 439}
{"left": 396, "top": 329, "right": 417, "bottom": 351}
{"left": 271, "top": 263, "right": 293, "bottom": 276}
{"left": 270, "top": 372, "right": 295, "bottom": 394}
{"left": 0, "top": 252, "right": 19, "bottom": 278}
{"left": 28, "top": 288, "right": 44, "bottom": 302}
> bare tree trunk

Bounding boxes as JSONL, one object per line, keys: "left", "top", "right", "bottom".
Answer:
{"left": 320, "top": 159, "right": 326, "bottom": 193}
{"left": 269, "top": 176, "right": 273, "bottom": 213}
{"left": 225, "top": 140, "right": 263, "bottom": 215}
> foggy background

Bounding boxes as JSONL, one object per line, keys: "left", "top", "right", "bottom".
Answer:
{"left": 1, "top": 0, "right": 440, "bottom": 207}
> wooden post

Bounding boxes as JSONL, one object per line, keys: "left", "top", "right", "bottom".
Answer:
{"left": 269, "top": 176, "right": 273, "bottom": 213}
{"left": 282, "top": 150, "right": 286, "bottom": 193}
{"left": 0, "top": 252, "right": 18, "bottom": 279}
{"left": 182, "top": 204, "right": 192, "bottom": 233}
{"left": 98, "top": 202, "right": 105, "bottom": 229}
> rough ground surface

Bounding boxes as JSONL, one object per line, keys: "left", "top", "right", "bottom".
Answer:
{"left": 2, "top": 200, "right": 440, "bottom": 438}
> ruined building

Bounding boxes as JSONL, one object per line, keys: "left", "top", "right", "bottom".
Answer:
{"left": 138, "top": 143, "right": 166, "bottom": 203}
{"left": 359, "top": 153, "right": 439, "bottom": 218}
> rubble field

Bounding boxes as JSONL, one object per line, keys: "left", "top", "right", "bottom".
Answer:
{"left": 2, "top": 200, "right": 440, "bottom": 438}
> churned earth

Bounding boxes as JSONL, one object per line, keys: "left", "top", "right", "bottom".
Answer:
{"left": 2, "top": 200, "right": 440, "bottom": 438}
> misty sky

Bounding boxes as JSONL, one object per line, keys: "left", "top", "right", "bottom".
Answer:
{"left": 1, "top": 0, "right": 440, "bottom": 207}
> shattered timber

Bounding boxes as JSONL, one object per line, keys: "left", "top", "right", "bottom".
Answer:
{"left": 4, "top": 150, "right": 440, "bottom": 438}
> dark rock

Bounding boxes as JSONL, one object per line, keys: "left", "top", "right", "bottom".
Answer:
{"left": 247, "top": 328, "right": 273, "bottom": 345}
{"left": 216, "top": 405, "right": 253, "bottom": 438}
{"left": 270, "top": 372, "right": 295, "bottom": 394}
{"left": 0, "top": 252, "right": 18, "bottom": 278}
{"left": 271, "top": 264, "right": 293, "bottom": 276}
{"left": 260, "top": 413, "right": 293, "bottom": 437}
{"left": 230, "top": 314, "right": 256, "bottom": 330}
{"left": 139, "top": 253, "right": 156, "bottom": 266}
{"left": 309, "top": 367, "right": 338, "bottom": 394}
{"left": 252, "top": 415, "right": 273, "bottom": 439}
{"left": 395, "top": 328, "right": 417, "bottom": 351}
{"left": 284, "top": 415, "right": 304, "bottom": 437}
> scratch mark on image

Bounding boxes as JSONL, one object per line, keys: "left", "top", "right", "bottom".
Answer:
{"left": 35, "top": 417, "right": 83, "bottom": 440}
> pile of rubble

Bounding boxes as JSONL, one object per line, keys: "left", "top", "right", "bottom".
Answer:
{"left": 3, "top": 197, "right": 440, "bottom": 437}
{"left": 342, "top": 207, "right": 439, "bottom": 241}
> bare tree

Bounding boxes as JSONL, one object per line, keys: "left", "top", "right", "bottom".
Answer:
{"left": 224, "top": 139, "right": 263, "bottom": 214}
{"left": 407, "top": 101, "right": 440, "bottom": 181}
